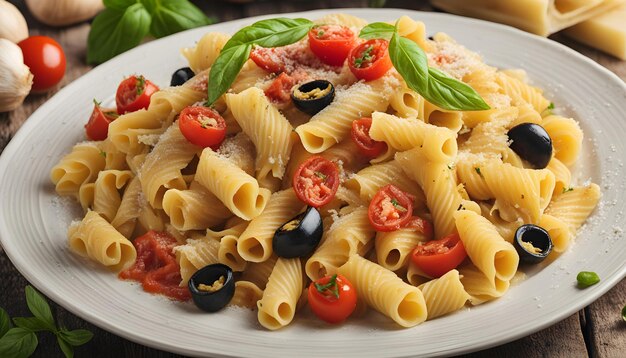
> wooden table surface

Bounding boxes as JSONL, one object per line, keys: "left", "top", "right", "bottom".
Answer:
{"left": 1, "top": 0, "right": 625, "bottom": 357}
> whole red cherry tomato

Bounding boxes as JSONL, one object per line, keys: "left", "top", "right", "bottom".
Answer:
{"left": 18, "top": 36, "right": 66, "bottom": 92}
{"left": 308, "top": 24, "right": 355, "bottom": 66}
{"left": 178, "top": 106, "right": 227, "bottom": 149}
{"left": 115, "top": 75, "right": 159, "bottom": 114}
{"left": 308, "top": 274, "right": 357, "bottom": 324}
{"left": 348, "top": 39, "right": 393, "bottom": 81}
{"left": 411, "top": 233, "right": 468, "bottom": 278}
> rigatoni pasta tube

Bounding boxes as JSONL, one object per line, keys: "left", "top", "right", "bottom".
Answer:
{"left": 338, "top": 254, "right": 427, "bottom": 327}
{"left": 454, "top": 210, "right": 519, "bottom": 284}
{"left": 68, "top": 211, "right": 136, "bottom": 272}
{"left": 50, "top": 142, "right": 106, "bottom": 199}
{"left": 418, "top": 270, "right": 470, "bottom": 319}
{"left": 369, "top": 112, "right": 458, "bottom": 163}
{"left": 162, "top": 182, "right": 232, "bottom": 231}
{"left": 195, "top": 147, "right": 271, "bottom": 221}
{"left": 257, "top": 258, "right": 303, "bottom": 330}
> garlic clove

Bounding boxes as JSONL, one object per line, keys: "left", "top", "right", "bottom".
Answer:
{"left": 0, "top": 0, "right": 29, "bottom": 43}
{"left": 0, "top": 38, "right": 33, "bottom": 112}
{"left": 25, "top": 0, "right": 104, "bottom": 27}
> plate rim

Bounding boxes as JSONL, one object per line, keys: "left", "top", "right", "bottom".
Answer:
{"left": 1, "top": 7, "right": 625, "bottom": 358}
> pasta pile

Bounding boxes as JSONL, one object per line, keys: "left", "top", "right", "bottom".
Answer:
{"left": 50, "top": 13, "right": 601, "bottom": 330}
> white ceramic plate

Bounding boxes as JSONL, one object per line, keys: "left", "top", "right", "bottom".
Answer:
{"left": 1, "top": 8, "right": 625, "bottom": 358}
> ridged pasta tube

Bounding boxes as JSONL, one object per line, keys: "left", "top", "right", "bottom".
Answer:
{"left": 418, "top": 270, "right": 470, "bottom": 319}
{"left": 458, "top": 265, "right": 510, "bottom": 305}
{"left": 454, "top": 210, "right": 519, "bottom": 284}
{"left": 162, "top": 182, "right": 232, "bottom": 231}
{"left": 195, "top": 147, "right": 271, "bottom": 221}
{"left": 174, "top": 238, "right": 220, "bottom": 286}
{"left": 93, "top": 170, "right": 133, "bottom": 222}
{"left": 68, "top": 211, "right": 136, "bottom": 272}
{"left": 545, "top": 184, "right": 601, "bottom": 233}
{"left": 338, "top": 254, "right": 427, "bottom": 327}
{"left": 181, "top": 32, "right": 230, "bottom": 73}
{"left": 50, "top": 142, "right": 106, "bottom": 199}
{"left": 369, "top": 112, "right": 458, "bottom": 163}
{"left": 257, "top": 258, "right": 303, "bottom": 330}
{"left": 375, "top": 228, "right": 427, "bottom": 272}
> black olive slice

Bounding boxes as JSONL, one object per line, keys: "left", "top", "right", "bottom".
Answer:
{"left": 273, "top": 206, "right": 323, "bottom": 258}
{"left": 507, "top": 123, "right": 553, "bottom": 169}
{"left": 513, "top": 224, "right": 553, "bottom": 264}
{"left": 188, "top": 263, "right": 235, "bottom": 312}
{"left": 291, "top": 80, "right": 335, "bottom": 115}
{"left": 170, "top": 67, "right": 195, "bottom": 87}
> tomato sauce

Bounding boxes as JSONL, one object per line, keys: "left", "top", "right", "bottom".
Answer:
{"left": 119, "top": 231, "right": 191, "bottom": 301}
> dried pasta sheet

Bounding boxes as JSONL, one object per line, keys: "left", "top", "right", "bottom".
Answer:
{"left": 430, "top": 0, "right": 625, "bottom": 36}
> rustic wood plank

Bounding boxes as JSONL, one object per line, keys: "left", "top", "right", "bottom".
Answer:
{"left": 582, "top": 279, "right": 626, "bottom": 357}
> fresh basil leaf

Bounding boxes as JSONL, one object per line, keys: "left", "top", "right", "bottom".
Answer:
{"left": 104, "top": 0, "right": 138, "bottom": 11}
{"left": 12, "top": 317, "right": 48, "bottom": 333}
{"left": 0, "top": 328, "right": 38, "bottom": 358}
{"left": 207, "top": 44, "right": 252, "bottom": 105}
{"left": 359, "top": 22, "right": 395, "bottom": 40}
{"left": 224, "top": 17, "right": 314, "bottom": 50}
{"left": 142, "top": 0, "right": 214, "bottom": 39}
{"left": 369, "top": 0, "right": 387, "bottom": 7}
{"left": 57, "top": 336, "right": 74, "bottom": 358}
{"left": 58, "top": 329, "right": 94, "bottom": 346}
{"left": 87, "top": 4, "right": 151, "bottom": 64}
{"left": 425, "top": 67, "right": 490, "bottom": 111}
{"left": 24, "top": 286, "right": 56, "bottom": 332}
{"left": 389, "top": 31, "right": 429, "bottom": 94}
{"left": 0, "top": 308, "right": 10, "bottom": 338}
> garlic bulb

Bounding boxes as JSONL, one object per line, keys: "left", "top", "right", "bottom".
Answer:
{"left": 25, "top": 0, "right": 104, "bottom": 27}
{"left": 0, "top": 38, "right": 33, "bottom": 112}
{"left": 0, "top": 0, "right": 28, "bottom": 43}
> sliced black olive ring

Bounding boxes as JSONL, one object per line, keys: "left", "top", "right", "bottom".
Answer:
{"left": 513, "top": 224, "right": 553, "bottom": 264}
{"left": 170, "top": 67, "right": 195, "bottom": 87}
{"left": 273, "top": 206, "right": 323, "bottom": 258}
{"left": 291, "top": 80, "right": 335, "bottom": 115}
{"left": 507, "top": 123, "right": 553, "bottom": 169}
{"left": 188, "top": 263, "right": 235, "bottom": 312}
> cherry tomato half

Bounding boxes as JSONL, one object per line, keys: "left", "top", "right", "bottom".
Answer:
{"left": 308, "top": 274, "right": 357, "bottom": 324}
{"left": 308, "top": 25, "right": 355, "bottom": 66}
{"left": 18, "top": 36, "right": 66, "bottom": 92}
{"left": 348, "top": 39, "right": 393, "bottom": 82}
{"left": 85, "top": 100, "right": 118, "bottom": 141}
{"left": 411, "top": 233, "right": 467, "bottom": 278}
{"left": 115, "top": 75, "right": 159, "bottom": 114}
{"left": 178, "top": 106, "right": 227, "bottom": 149}
{"left": 351, "top": 117, "right": 388, "bottom": 159}
{"left": 292, "top": 156, "right": 340, "bottom": 208}
{"left": 368, "top": 184, "right": 414, "bottom": 232}
{"left": 250, "top": 47, "right": 285, "bottom": 73}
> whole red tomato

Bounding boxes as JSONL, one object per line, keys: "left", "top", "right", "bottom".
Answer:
{"left": 18, "top": 36, "right": 66, "bottom": 92}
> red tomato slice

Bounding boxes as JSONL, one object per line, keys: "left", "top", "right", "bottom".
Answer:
{"left": 115, "top": 75, "right": 159, "bottom": 114}
{"left": 250, "top": 47, "right": 286, "bottom": 73}
{"left": 18, "top": 36, "right": 66, "bottom": 92}
{"left": 308, "top": 24, "right": 356, "bottom": 66}
{"left": 178, "top": 106, "right": 227, "bottom": 149}
{"left": 411, "top": 233, "right": 467, "bottom": 278}
{"left": 368, "top": 184, "right": 414, "bottom": 232}
{"left": 308, "top": 274, "right": 357, "bottom": 324}
{"left": 348, "top": 39, "right": 393, "bottom": 81}
{"left": 350, "top": 117, "right": 388, "bottom": 159}
{"left": 292, "top": 156, "right": 340, "bottom": 208}
{"left": 407, "top": 215, "right": 434, "bottom": 240}
{"left": 85, "top": 101, "right": 118, "bottom": 141}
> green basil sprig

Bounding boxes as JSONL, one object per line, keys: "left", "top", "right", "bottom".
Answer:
{"left": 207, "top": 18, "right": 315, "bottom": 105}
{"left": 88, "top": 0, "right": 214, "bottom": 64}
{"left": 0, "top": 286, "right": 93, "bottom": 358}
{"left": 360, "top": 22, "right": 490, "bottom": 111}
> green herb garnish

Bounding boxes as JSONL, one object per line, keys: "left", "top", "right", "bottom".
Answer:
{"left": 474, "top": 167, "right": 482, "bottom": 177}
{"left": 315, "top": 274, "right": 340, "bottom": 299}
{"left": 314, "top": 171, "right": 327, "bottom": 180}
{"left": 390, "top": 198, "right": 407, "bottom": 212}
{"left": 87, "top": 0, "right": 214, "bottom": 64}
{"left": 317, "top": 30, "right": 325, "bottom": 38}
{"left": 577, "top": 271, "right": 600, "bottom": 288}
{"left": 360, "top": 22, "right": 490, "bottom": 111}
{"left": 353, "top": 45, "right": 374, "bottom": 68}
{"left": 0, "top": 286, "right": 93, "bottom": 358}
{"left": 136, "top": 75, "right": 146, "bottom": 95}
{"left": 562, "top": 187, "right": 574, "bottom": 193}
